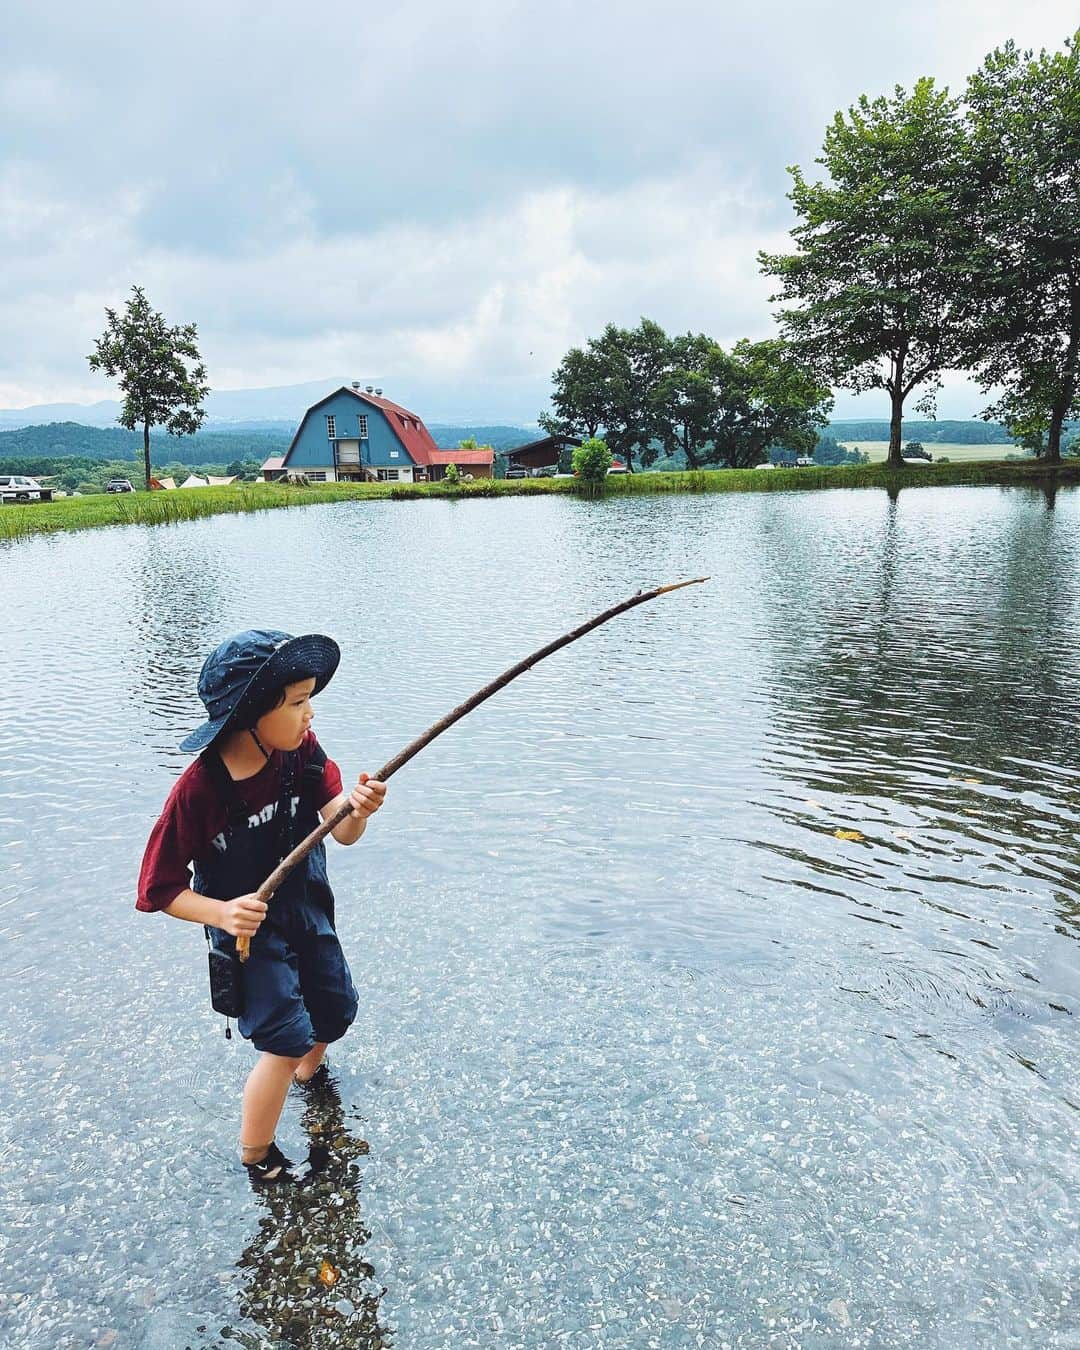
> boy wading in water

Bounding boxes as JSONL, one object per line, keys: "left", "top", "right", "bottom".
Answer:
{"left": 137, "top": 631, "right": 386, "bottom": 1184}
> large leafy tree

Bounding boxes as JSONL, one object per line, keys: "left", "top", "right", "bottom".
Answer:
{"left": 759, "top": 78, "right": 973, "bottom": 467}
{"left": 966, "top": 35, "right": 1080, "bottom": 462}
{"left": 715, "top": 339, "right": 833, "bottom": 468}
{"left": 540, "top": 319, "right": 671, "bottom": 470}
{"left": 650, "top": 333, "right": 721, "bottom": 469}
{"left": 88, "top": 286, "right": 210, "bottom": 490}
{"left": 650, "top": 335, "right": 831, "bottom": 469}
{"left": 538, "top": 344, "right": 610, "bottom": 442}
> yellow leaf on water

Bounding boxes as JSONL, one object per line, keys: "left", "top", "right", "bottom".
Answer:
{"left": 893, "top": 829, "right": 912, "bottom": 840}
{"left": 834, "top": 829, "right": 864, "bottom": 842}
{"left": 318, "top": 1260, "right": 340, "bottom": 1287}
{"left": 964, "top": 777, "right": 981, "bottom": 784}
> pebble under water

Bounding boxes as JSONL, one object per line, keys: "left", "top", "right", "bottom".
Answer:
{"left": 0, "top": 486, "right": 1078, "bottom": 1347}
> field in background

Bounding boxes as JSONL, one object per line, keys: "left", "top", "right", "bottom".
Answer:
{"left": 7, "top": 459, "right": 1080, "bottom": 542}
{"left": 838, "top": 441, "right": 1022, "bottom": 463}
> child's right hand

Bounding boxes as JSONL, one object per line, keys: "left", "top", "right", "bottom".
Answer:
{"left": 220, "top": 894, "right": 268, "bottom": 937}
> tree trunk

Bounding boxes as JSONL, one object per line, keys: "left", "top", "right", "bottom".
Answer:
{"left": 887, "top": 384, "right": 905, "bottom": 468}
{"left": 143, "top": 421, "right": 152, "bottom": 491}
{"left": 1047, "top": 402, "right": 1066, "bottom": 463}
{"left": 1047, "top": 325, "right": 1079, "bottom": 464}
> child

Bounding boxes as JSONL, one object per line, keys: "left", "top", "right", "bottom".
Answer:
{"left": 137, "top": 629, "right": 386, "bottom": 1184}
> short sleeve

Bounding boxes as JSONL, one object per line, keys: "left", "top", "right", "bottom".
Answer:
{"left": 303, "top": 731, "right": 344, "bottom": 807}
{"left": 136, "top": 770, "right": 213, "bottom": 913}
{"left": 320, "top": 755, "right": 344, "bottom": 806}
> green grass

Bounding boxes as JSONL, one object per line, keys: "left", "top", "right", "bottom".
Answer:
{"left": 4, "top": 459, "right": 1079, "bottom": 542}
{"left": 836, "top": 440, "right": 1020, "bottom": 464}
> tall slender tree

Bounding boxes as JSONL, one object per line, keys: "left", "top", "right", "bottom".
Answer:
{"left": 88, "top": 286, "right": 209, "bottom": 490}
{"left": 759, "top": 79, "right": 973, "bottom": 466}
{"left": 966, "top": 35, "right": 1080, "bottom": 462}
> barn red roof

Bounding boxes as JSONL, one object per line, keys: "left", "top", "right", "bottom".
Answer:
{"left": 427, "top": 448, "right": 494, "bottom": 466}
{"left": 340, "top": 387, "right": 440, "bottom": 466}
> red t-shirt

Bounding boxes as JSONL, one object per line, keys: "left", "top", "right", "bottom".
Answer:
{"left": 137, "top": 732, "right": 344, "bottom": 913}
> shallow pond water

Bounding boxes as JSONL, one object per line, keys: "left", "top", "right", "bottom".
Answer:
{"left": 0, "top": 485, "right": 1077, "bottom": 1348}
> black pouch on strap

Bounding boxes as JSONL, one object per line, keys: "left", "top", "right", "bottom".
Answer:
{"left": 206, "top": 928, "right": 244, "bottom": 1018}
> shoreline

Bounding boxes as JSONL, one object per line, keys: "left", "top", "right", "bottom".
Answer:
{"left": 3, "top": 460, "right": 1079, "bottom": 542}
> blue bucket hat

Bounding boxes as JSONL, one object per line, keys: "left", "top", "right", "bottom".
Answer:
{"left": 179, "top": 629, "right": 341, "bottom": 753}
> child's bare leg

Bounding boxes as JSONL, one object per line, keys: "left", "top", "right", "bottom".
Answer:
{"left": 240, "top": 1051, "right": 303, "bottom": 1163}
{"left": 294, "top": 1042, "right": 328, "bottom": 1083}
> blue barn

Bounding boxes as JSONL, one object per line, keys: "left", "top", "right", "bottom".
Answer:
{"left": 261, "top": 384, "right": 493, "bottom": 483}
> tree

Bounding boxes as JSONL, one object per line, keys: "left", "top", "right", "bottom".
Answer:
{"left": 458, "top": 436, "right": 479, "bottom": 449}
{"left": 651, "top": 336, "right": 831, "bottom": 469}
{"left": 714, "top": 338, "right": 832, "bottom": 468}
{"left": 650, "top": 333, "right": 724, "bottom": 468}
{"left": 597, "top": 319, "right": 671, "bottom": 471}
{"left": 759, "top": 78, "right": 973, "bottom": 466}
{"left": 571, "top": 437, "right": 612, "bottom": 492}
{"left": 541, "top": 319, "right": 671, "bottom": 470}
{"left": 812, "top": 434, "right": 865, "bottom": 465}
{"left": 88, "top": 286, "right": 209, "bottom": 490}
{"left": 540, "top": 344, "right": 612, "bottom": 442}
{"left": 966, "top": 35, "right": 1080, "bottom": 461}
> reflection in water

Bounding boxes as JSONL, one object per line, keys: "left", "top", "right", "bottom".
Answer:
{"left": 235, "top": 1069, "right": 390, "bottom": 1347}
{"left": 744, "top": 486, "right": 1079, "bottom": 1092}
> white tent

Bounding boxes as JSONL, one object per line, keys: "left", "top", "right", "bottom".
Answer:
{"left": 179, "top": 475, "right": 209, "bottom": 489}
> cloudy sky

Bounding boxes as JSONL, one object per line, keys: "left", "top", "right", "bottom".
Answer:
{"left": 3, "top": 1, "right": 1076, "bottom": 422}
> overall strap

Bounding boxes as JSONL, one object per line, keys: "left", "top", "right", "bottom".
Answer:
{"left": 199, "top": 746, "right": 252, "bottom": 830}
{"left": 198, "top": 748, "right": 251, "bottom": 965}
{"left": 300, "top": 741, "right": 328, "bottom": 797}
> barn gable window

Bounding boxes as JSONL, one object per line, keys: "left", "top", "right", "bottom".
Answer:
{"left": 358, "top": 415, "right": 369, "bottom": 439}
{"left": 325, "top": 415, "right": 336, "bottom": 439}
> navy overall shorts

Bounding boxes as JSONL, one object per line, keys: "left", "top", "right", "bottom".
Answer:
{"left": 194, "top": 747, "right": 359, "bottom": 1058}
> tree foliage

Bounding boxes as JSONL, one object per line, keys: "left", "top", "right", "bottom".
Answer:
{"left": 965, "top": 34, "right": 1080, "bottom": 461}
{"left": 87, "top": 286, "right": 210, "bottom": 489}
{"left": 541, "top": 320, "right": 671, "bottom": 470}
{"left": 759, "top": 78, "right": 973, "bottom": 466}
{"left": 543, "top": 321, "right": 830, "bottom": 470}
{"left": 572, "top": 436, "right": 613, "bottom": 490}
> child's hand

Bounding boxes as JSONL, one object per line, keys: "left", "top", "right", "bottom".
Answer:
{"left": 349, "top": 773, "right": 387, "bottom": 820}
{"left": 221, "top": 893, "right": 268, "bottom": 937}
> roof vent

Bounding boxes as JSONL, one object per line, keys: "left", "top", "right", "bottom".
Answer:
{"left": 351, "top": 381, "right": 361, "bottom": 389}
{"left": 374, "top": 388, "right": 383, "bottom": 396}
{"left": 365, "top": 385, "right": 374, "bottom": 393}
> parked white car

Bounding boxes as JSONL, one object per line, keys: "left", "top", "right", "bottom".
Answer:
{"left": 0, "top": 474, "right": 52, "bottom": 503}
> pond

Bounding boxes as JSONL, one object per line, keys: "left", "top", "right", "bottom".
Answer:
{"left": 0, "top": 485, "right": 1077, "bottom": 1348}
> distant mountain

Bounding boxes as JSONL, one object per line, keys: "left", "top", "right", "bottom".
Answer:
{"left": 0, "top": 380, "right": 349, "bottom": 430}
{"left": 0, "top": 378, "right": 547, "bottom": 432}
{"left": 0, "top": 419, "right": 540, "bottom": 466}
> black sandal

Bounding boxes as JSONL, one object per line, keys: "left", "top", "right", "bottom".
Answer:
{"left": 242, "top": 1140, "right": 294, "bottom": 1185}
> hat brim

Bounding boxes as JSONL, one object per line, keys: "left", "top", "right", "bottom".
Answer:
{"left": 180, "top": 633, "right": 341, "bottom": 753}
{"left": 179, "top": 712, "right": 237, "bottom": 754}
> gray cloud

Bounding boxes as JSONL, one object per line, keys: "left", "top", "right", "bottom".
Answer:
{"left": 2, "top": 0, "right": 1077, "bottom": 417}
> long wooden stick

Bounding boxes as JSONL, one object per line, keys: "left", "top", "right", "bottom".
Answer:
{"left": 238, "top": 577, "right": 709, "bottom": 960}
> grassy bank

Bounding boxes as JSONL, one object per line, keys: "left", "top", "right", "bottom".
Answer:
{"left": 4, "top": 459, "right": 1080, "bottom": 542}
{"left": 836, "top": 440, "right": 1022, "bottom": 464}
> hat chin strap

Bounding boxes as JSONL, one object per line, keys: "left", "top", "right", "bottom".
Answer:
{"left": 249, "top": 726, "right": 272, "bottom": 762}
